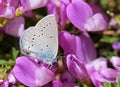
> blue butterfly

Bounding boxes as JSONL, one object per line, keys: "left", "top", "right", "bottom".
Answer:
{"left": 20, "top": 14, "right": 58, "bottom": 64}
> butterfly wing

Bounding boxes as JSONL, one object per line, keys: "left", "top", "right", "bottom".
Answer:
{"left": 20, "top": 15, "right": 58, "bottom": 63}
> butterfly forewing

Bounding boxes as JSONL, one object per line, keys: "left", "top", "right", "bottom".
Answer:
{"left": 20, "top": 14, "right": 58, "bottom": 63}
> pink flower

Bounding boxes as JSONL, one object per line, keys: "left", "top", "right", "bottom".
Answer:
{"left": 66, "top": 0, "right": 108, "bottom": 31}
{"left": 13, "top": 56, "right": 55, "bottom": 87}
{"left": 112, "top": 41, "right": 120, "bottom": 51}
{"left": 60, "top": 71, "right": 78, "bottom": 87}
{"left": 0, "top": 0, "right": 15, "bottom": 18}
{"left": 1, "top": 16, "right": 25, "bottom": 37}
{"left": 52, "top": 80, "right": 63, "bottom": 87}
{"left": 0, "top": 80, "right": 9, "bottom": 87}
{"left": 47, "top": 0, "right": 108, "bottom": 31}
{"left": 59, "top": 31, "right": 96, "bottom": 63}
{"left": 47, "top": 0, "right": 69, "bottom": 26}
{"left": 20, "top": 0, "right": 49, "bottom": 12}
{"left": 8, "top": 72, "right": 16, "bottom": 84}
{"left": 66, "top": 54, "right": 89, "bottom": 80}
{"left": 86, "top": 58, "right": 120, "bottom": 87}
{"left": 110, "top": 56, "right": 120, "bottom": 72}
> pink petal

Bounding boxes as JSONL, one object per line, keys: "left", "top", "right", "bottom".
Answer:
{"left": 20, "top": 0, "right": 49, "bottom": 11}
{"left": 50, "top": 0, "right": 61, "bottom": 6}
{"left": 0, "top": 80, "right": 9, "bottom": 87}
{"left": 47, "top": 1, "right": 59, "bottom": 23}
{"left": 112, "top": 41, "right": 120, "bottom": 51}
{"left": 59, "top": 31, "right": 76, "bottom": 55}
{"left": 0, "top": 6, "right": 15, "bottom": 18}
{"left": 8, "top": 73, "right": 16, "bottom": 84}
{"left": 52, "top": 80, "right": 63, "bottom": 87}
{"left": 47, "top": 1, "right": 56, "bottom": 14}
{"left": 60, "top": 71, "right": 77, "bottom": 87}
{"left": 13, "top": 56, "right": 55, "bottom": 87}
{"left": 110, "top": 56, "right": 120, "bottom": 71}
{"left": 67, "top": 54, "right": 89, "bottom": 80}
{"left": 89, "top": 3, "right": 109, "bottom": 23}
{"left": 62, "top": 0, "right": 71, "bottom": 5}
{"left": 4, "top": 16, "right": 25, "bottom": 37}
{"left": 59, "top": 31, "right": 96, "bottom": 64}
{"left": 86, "top": 57, "right": 108, "bottom": 72}
{"left": 67, "top": 0, "right": 93, "bottom": 31}
{"left": 60, "top": 2, "right": 67, "bottom": 26}
{"left": 75, "top": 33, "right": 96, "bottom": 63}
{"left": 98, "top": 68, "right": 119, "bottom": 82}
{"left": 84, "top": 13, "right": 108, "bottom": 31}
{"left": 35, "top": 67, "right": 55, "bottom": 86}
{"left": 9, "top": 0, "right": 20, "bottom": 8}
{"left": 89, "top": 72, "right": 104, "bottom": 87}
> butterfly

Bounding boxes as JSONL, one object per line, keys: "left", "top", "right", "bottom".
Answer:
{"left": 20, "top": 14, "right": 58, "bottom": 64}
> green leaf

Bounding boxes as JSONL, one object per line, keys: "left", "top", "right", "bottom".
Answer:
{"left": 104, "top": 82, "right": 117, "bottom": 87}
{"left": 100, "top": 35, "right": 119, "bottom": 44}
{"left": 104, "top": 82, "right": 112, "bottom": 87}
{"left": 10, "top": 47, "right": 19, "bottom": 60}
{"left": 117, "top": 78, "right": 120, "bottom": 87}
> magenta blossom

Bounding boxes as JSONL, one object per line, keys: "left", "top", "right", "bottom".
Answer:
{"left": 89, "top": 3, "right": 109, "bottom": 23}
{"left": 8, "top": 72, "right": 16, "bottom": 84}
{"left": 86, "top": 58, "right": 120, "bottom": 87}
{"left": 13, "top": 56, "right": 55, "bottom": 87}
{"left": 0, "top": 0, "right": 49, "bottom": 37}
{"left": 59, "top": 31, "right": 96, "bottom": 64}
{"left": 47, "top": 0, "right": 71, "bottom": 26}
{"left": 66, "top": 54, "right": 89, "bottom": 80}
{"left": 0, "top": 0, "right": 15, "bottom": 18}
{"left": 112, "top": 41, "right": 120, "bottom": 51}
{"left": 110, "top": 56, "right": 120, "bottom": 72}
{"left": 60, "top": 71, "right": 78, "bottom": 87}
{"left": 1, "top": 16, "right": 25, "bottom": 37}
{"left": 20, "top": 0, "right": 49, "bottom": 12}
{"left": 66, "top": 55, "right": 120, "bottom": 87}
{"left": 0, "top": 80, "right": 9, "bottom": 87}
{"left": 42, "top": 79, "right": 63, "bottom": 87}
{"left": 66, "top": 0, "right": 108, "bottom": 31}
{"left": 47, "top": 0, "right": 108, "bottom": 31}
{"left": 52, "top": 80, "right": 63, "bottom": 87}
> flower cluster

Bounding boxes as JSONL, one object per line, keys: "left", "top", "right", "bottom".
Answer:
{"left": 0, "top": 0, "right": 120, "bottom": 87}
{"left": 0, "top": 0, "right": 49, "bottom": 37}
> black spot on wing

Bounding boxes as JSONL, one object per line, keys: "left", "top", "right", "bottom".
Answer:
{"left": 32, "top": 38, "right": 35, "bottom": 40}
{"left": 49, "top": 36, "right": 53, "bottom": 38}
{"left": 46, "top": 45, "right": 48, "bottom": 47}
